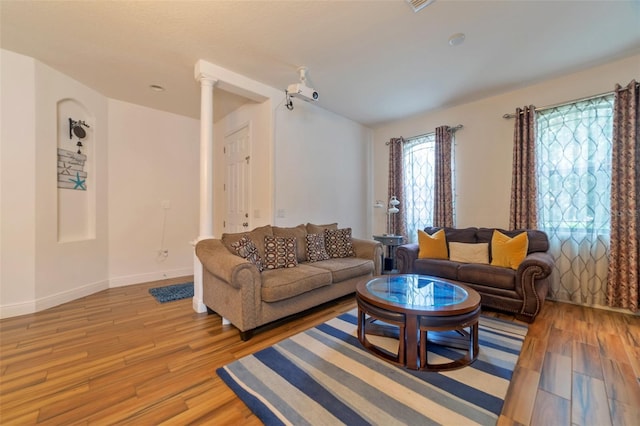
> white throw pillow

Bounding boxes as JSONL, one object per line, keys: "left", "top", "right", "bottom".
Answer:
{"left": 448, "top": 242, "right": 489, "bottom": 264}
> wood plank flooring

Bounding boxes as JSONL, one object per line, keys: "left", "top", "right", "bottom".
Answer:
{"left": 1, "top": 276, "right": 639, "bottom": 425}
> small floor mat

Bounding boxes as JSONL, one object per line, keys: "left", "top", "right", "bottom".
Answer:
{"left": 148, "top": 282, "right": 194, "bottom": 303}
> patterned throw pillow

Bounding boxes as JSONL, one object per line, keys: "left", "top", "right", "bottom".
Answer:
{"left": 231, "top": 235, "right": 264, "bottom": 272}
{"left": 306, "top": 233, "right": 330, "bottom": 262}
{"left": 263, "top": 236, "right": 298, "bottom": 269}
{"left": 324, "top": 228, "right": 355, "bottom": 258}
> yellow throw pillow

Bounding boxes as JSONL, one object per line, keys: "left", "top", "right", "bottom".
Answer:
{"left": 490, "top": 230, "right": 529, "bottom": 269}
{"left": 418, "top": 229, "right": 448, "bottom": 259}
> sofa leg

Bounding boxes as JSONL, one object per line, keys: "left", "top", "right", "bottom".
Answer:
{"left": 240, "top": 330, "right": 253, "bottom": 341}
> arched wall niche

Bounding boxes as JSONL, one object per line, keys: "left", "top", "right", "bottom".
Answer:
{"left": 56, "top": 98, "right": 96, "bottom": 242}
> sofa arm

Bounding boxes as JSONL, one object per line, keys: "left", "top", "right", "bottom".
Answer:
{"left": 352, "top": 238, "right": 383, "bottom": 275}
{"left": 195, "top": 239, "right": 260, "bottom": 289}
{"left": 396, "top": 243, "right": 419, "bottom": 274}
{"left": 515, "top": 251, "right": 554, "bottom": 318}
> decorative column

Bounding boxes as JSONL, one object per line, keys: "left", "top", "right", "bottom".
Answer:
{"left": 192, "top": 73, "right": 217, "bottom": 313}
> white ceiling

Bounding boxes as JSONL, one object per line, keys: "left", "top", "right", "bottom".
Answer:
{"left": 2, "top": 0, "right": 639, "bottom": 127}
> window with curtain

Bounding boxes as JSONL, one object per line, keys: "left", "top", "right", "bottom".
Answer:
{"left": 536, "top": 95, "right": 614, "bottom": 305}
{"left": 403, "top": 134, "right": 435, "bottom": 243}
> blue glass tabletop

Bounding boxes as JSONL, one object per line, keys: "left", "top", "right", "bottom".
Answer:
{"left": 365, "top": 275, "right": 468, "bottom": 309}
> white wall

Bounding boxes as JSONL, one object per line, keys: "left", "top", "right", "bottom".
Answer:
{"left": 373, "top": 53, "right": 640, "bottom": 235}
{"left": 1, "top": 49, "right": 372, "bottom": 317}
{"left": 1, "top": 50, "right": 201, "bottom": 317}
{"left": 214, "top": 100, "right": 273, "bottom": 235}
{"left": 0, "top": 50, "right": 37, "bottom": 314}
{"left": 108, "top": 99, "right": 199, "bottom": 286}
{"left": 34, "top": 59, "right": 110, "bottom": 304}
{"left": 214, "top": 95, "right": 373, "bottom": 240}
{"left": 273, "top": 99, "right": 374, "bottom": 239}
{"left": 0, "top": 49, "right": 110, "bottom": 317}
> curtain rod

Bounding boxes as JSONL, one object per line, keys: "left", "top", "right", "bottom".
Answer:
{"left": 386, "top": 124, "right": 463, "bottom": 144}
{"left": 502, "top": 82, "right": 638, "bottom": 119}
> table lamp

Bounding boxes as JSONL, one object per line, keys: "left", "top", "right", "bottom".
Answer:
{"left": 387, "top": 196, "right": 400, "bottom": 235}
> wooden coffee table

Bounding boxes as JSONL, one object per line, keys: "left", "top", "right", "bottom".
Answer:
{"left": 356, "top": 274, "right": 481, "bottom": 371}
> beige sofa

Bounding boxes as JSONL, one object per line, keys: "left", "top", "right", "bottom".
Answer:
{"left": 195, "top": 223, "right": 382, "bottom": 340}
{"left": 396, "top": 227, "right": 554, "bottom": 322}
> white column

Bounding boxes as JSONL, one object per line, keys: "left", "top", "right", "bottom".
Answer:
{"left": 193, "top": 73, "right": 217, "bottom": 313}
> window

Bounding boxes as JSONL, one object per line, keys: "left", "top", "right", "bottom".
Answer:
{"left": 403, "top": 133, "right": 435, "bottom": 243}
{"left": 535, "top": 94, "right": 614, "bottom": 305}
{"left": 536, "top": 95, "right": 614, "bottom": 233}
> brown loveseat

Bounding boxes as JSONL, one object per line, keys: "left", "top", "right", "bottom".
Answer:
{"left": 196, "top": 223, "right": 382, "bottom": 339}
{"left": 396, "top": 227, "right": 553, "bottom": 322}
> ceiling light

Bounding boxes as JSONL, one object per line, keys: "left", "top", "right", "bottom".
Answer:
{"left": 149, "top": 84, "right": 165, "bottom": 92}
{"left": 448, "top": 33, "right": 466, "bottom": 46}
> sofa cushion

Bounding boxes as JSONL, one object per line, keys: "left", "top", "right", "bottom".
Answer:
{"left": 418, "top": 229, "right": 448, "bottom": 259}
{"left": 490, "top": 230, "right": 528, "bottom": 270}
{"left": 310, "top": 257, "right": 373, "bottom": 282}
{"left": 222, "top": 225, "right": 273, "bottom": 258}
{"left": 412, "top": 258, "right": 461, "bottom": 281}
{"left": 230, "top": 235, "right": 265, "bottom": 272}
{"left": 324, "top": 228, "right": 356, "bottom": 258}
{"left": 424, "top": 227, "right": 478, "bottom": 248}
{"left": 261, "top": 264, "right": 332, "bottom": 302}
{"left": 263, "top": 236, "right": 298, "bottom": 270}
{"left": 306, "top": 233, "right": 330, "bottom": 262}
{"left": 306, "top": 222, "right": 338, "bottom": 234}
{"left": 273, "top": 224, "right": 308, "bottom": 263}
{"left": 457, "top": 263, "right": 515, "bottom": 290}
{"left": 476, "top": 228, "right": 549, "bottom": 254}
{"left": 449, "top": 242, "right": 489, "bottom": 264}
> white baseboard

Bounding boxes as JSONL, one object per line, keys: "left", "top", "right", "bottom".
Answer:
{"left": 0, "top": 300, "right": 36, "bottom": 319}
{"left": 550, "top": 298, "right": 640, "bottom": 316}
{"left": 109, "top": 267, "right": 194, "bottom": 288}
{"left": 1, "top": 268, "right": 194, "bottom": 319}
{"left": 0, "top": 279, "right": 109, "bottom": 319}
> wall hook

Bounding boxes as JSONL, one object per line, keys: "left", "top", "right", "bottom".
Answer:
{"left": 69, "top": 118, "right": 90, "bottom": 139}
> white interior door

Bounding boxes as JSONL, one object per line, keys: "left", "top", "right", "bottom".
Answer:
{"left": 225, "top": 125, "right": 250, "bottom": 233}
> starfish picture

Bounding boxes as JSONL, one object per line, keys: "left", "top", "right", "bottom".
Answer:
{"left": 69, "top": 172, "right": 86, "bottom": 190}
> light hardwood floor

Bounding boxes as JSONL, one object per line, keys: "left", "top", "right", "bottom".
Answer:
{"left": 1, "top": 276, "right": 639, "bottom": 425}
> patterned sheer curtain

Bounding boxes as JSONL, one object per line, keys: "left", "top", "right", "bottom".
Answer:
{"left": 510, "top": 106, "right": 538, "bottom": 229}
{"left": 402, "top": 134, "right": 435, "bottom": 243}
{"left": 434, "top": 126, "right": 454, "bottom": 227}
{"left": 607, "top": 80, "right": 639, "bottom": 312}
{"left": 536, "top": 95, "right": 614, "bottom": 305}
{"left": 388, "top": 137, "right": 407, "bottom": 238}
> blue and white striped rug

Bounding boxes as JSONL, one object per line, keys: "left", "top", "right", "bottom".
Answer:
{"left": 217, "top": 310, "right": 527, "bottom": 426}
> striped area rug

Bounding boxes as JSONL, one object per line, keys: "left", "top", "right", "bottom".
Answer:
{"left": 217, "top": 309, "right": 527, "bottom": 426}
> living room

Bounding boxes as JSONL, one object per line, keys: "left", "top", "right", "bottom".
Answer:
{"left": 1, "top": 1, "right": 639, "bottom": 424}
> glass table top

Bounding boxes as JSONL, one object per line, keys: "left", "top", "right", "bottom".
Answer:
{"left": 365, "top": 275, "right": 468, "bottom": 309}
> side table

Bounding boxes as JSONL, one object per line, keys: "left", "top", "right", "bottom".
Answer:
{"left": 372, "top": 234, "right": 404, "bottom": 273}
